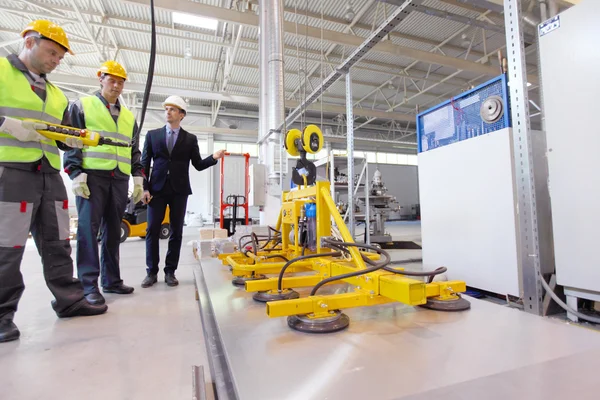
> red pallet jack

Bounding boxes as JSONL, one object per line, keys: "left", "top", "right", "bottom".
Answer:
{"left": 219, "top": 152, "right": 250, "bottom": 237}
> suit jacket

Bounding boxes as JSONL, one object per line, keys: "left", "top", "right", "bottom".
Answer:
{"left": 141, "top": 126, "right": 217, "bottom": 195}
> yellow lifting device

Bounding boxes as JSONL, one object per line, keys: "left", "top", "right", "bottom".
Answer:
{"left": 217, "top": 124, "right": 470, "bottom": 333}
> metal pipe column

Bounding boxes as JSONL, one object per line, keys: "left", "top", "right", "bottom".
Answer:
{"left": 258, "top": 0, "right": 286, "bottom": 225}
{"left": 346, "top": 71, "right": 355, "bottom": 239}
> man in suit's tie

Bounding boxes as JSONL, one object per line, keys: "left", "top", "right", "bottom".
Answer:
{"left": 140, "top": 96, "right": 225, "bottom": 287}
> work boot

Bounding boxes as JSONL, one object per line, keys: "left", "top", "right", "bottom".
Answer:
{"left": 0, "top": 320, "right": 20, "bottom": 343}
{"left": 54, "top": 299, "right": 108, "bottom": 318}
{"left": 165, "top": 273, "right": 179, "bottom": 287}
{"left": 103, "top": 283, "right": 135, "bottom": 295}
{"left": 141, "top": 274, "right": 158, "bottom": 288}
{"left": 85, "top": 292, "right": 106, "bottom": 305}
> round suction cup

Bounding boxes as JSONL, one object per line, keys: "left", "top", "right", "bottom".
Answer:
{"left": 480, "top": 95, "right": 504, "bottom": 124}
{"left": 253, "top": 289, "right": 300, "bottom": 302}
{"left": 302, "top": 125, "right": 323, "bottom": 154}
{"left": 420, "top": 296, "right": 471, "bottom": 312}
{"left": 287, "top": 310, "right": 350, "bottom": 334}
{"left": 285, "top": 129, "right": 302, "bottom": 157}
{"left": 231, "top": 274, "right": 266, "bottom": 287}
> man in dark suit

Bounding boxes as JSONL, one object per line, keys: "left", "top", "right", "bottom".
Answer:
{"left": 140, "top": 95, "right": 225, "bottom": 287}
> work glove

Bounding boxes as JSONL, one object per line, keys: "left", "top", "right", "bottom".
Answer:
{"left": 64, "top": 136, "right": 85, "bottom": 149}
{"left": 72, "top": 173, "right": 90, "bottom": 199}
{"left": 0, "top": 117, "right": 46, "bottom": 142}
{"left": 132, "top": 176, "right": 144, "bottom": 204}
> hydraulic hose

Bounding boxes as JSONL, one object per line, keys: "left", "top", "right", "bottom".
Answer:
{"left": 277, "top": 252, "right": 342, "bottom": 291}
{"left": 540, "top": 276, "right": 600, "bottom": 324}
{"left": 310, "top": 240, "right": 391, "bottom": 296}
{"left": 384, "top": 265, "right": 448, "bottom": 283}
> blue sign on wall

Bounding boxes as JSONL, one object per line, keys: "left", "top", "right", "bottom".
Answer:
{"left": 416, "top": 74, "right": 511, "bottom": 153}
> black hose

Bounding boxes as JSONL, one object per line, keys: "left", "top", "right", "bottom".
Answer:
{"left": 309, "top": 239, "right": 392, "bottom": 296}
{"left": 277, "top": 252, "right": 342, "bottom": 291}
{"left": 383, "top": 266, "right": 447, "bottom": 284}
{"left": 390, "top": 258, "right": 423, "bottom": 265}
{"left": 137, "top": 0, "right": 156, "bottom": 134}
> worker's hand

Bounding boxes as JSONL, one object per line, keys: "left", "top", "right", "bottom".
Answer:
{"left": 0, "top": 117, "right": 46, "bottom": 142}
{"left": 64, "top": 136, "right": 85, "bottom": 149}
{"left": 132, "top": 177, "right": 144, "bottom": 204}
{"left": 142, "top": 190, "right": 152, "bottom": 205}
{"left": 72, "top": 173, "right": 90, "bottom": 199}
{"left": 212, "top": 149, "right": 226, "bottom": 159}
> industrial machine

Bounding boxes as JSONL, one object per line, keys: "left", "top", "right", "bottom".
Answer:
{"left": 356, "top": 168, "right": 400, "bottom": 243}
{"left": 216, "top": 124, "right": 470, "bottom": 334}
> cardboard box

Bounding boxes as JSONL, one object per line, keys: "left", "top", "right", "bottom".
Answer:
{"left": 194, "top": 240, "right": 214, "bottom": 259}
{"left": 199, "top": 228, "right": 215, "bottom": 240}
{"left": 213, "top": 229, "right": 228, "bottom": 239}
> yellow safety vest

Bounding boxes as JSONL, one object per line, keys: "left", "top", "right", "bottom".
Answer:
{"left": 80, "top": 96, "right": 134, "bottom": 175}
{"left": 0, "top": 57, "right": 66, "bottom": 170}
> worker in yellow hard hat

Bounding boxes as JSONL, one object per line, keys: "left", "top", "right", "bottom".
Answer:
{"left": 63, "top": 60, "right": 144, "bottom": 305}
{"left": 0, "top": 20, "right": 108, "bottom": 343}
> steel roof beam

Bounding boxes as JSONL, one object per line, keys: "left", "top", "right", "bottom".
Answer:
{"left": 49, "top": 73, "right": 415, "bottom": 122}
{"left": 122, "top": 0, "right": 508, "bottom": 77}
{"left": 0, "top": 4, "right": 475, "bottom": 89}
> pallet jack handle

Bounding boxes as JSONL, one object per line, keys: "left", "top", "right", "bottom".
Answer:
{"left": 219, "top": 152, "right": 250, "bottom": 231}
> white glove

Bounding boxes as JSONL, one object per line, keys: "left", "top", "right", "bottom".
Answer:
{"left": 64, "top": 136, "right": 85, "bottom": 149}
{"left": 72, "top": 173, "right": 90, "bottom": 199}
{"left": 0, "top": 117, "right": 46, "bottom": 142}
{"left": 132, "top": 176, "right": 144, "bottom": 204}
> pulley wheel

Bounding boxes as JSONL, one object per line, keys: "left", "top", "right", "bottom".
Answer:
{"left": 480, "top": 95, "right": 504, "bottom": 124}
{"left": 253, "top": 289, "right": 300, "bottom": 303}
{"left": 285, "top": 129, "right": 302, "bottom": 157}
{"left": 420, "top": 296, "right": 471, "bottom": 312}
{"left": 231, "top": 274, "right": 266, "bottom": 287}
{"left": 287, "top": 310, "right": 350, "bottom": 334}
{"left": 302, "top": 125, "right": 323, "bottom": 154}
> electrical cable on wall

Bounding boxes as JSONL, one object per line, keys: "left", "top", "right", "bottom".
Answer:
{"left": 137, "top": 0, "right": 156, "bottom": 134}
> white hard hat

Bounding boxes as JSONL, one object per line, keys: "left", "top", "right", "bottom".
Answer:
{"left": 162, "top": 95, "right": 187, "bottom": 112}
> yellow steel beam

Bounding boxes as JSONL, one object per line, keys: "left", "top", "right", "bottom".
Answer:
{"left": 319, "top": 186, "right": 366, "bottom": 269}
{"left": 425, "top": 281, "right": 467, "bottom": 299}
{"left": 245, "top": 275, "right": 324, "bottom": 292}
{"left": 285, "top": 185, "right": 317, "bottom": 201}
{"left": 379, "top": 275, "right": 427, "bottom": 305}
{"left": 231, "top": 265, "right": 312, "bottom": 276}
{"left": 266, "top": 292, "right": 394, "bottom": 318}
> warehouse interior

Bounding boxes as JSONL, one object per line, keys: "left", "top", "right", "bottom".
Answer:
{"left": 1, "top": 0, "right": 600, "bottom": 399}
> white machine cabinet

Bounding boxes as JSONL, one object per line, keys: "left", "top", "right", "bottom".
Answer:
{"left": 539, "top": 0, "right": 600, "bottom": 311}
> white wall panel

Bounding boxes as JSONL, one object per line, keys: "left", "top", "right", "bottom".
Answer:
{"left": 418, "top": 128, "right": 520, "bottom": 297}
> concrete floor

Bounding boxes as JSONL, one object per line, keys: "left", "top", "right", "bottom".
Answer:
{"left": 0, "top": 227, "right": 213, "bottom": 400}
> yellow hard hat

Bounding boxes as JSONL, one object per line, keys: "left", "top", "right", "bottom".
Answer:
{"left": 97, "top": 60, "right": 127, "bottom": 80}
{"left": 20, "top": 19, "right": 73, "bottom": 55}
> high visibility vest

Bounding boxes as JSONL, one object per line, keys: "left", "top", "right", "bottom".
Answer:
{"left": 80, "top": 96, "right": 134, "bottom": 175}
{"left": 0, "top": 57, "right": 66, "bottom": 170}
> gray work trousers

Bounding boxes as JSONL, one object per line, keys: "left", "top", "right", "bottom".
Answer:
{"left": 0, "top": 166, "right": 85, "bottom": 321}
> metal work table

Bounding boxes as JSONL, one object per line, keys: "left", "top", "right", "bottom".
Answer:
{"left": 195, "top": 258, "right": 600, "bottom": 400}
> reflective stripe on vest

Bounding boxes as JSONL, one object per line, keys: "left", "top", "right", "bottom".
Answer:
{"left": 0, "top": 137, "right": 59, "bottom": 154}
{"left": 0, "top": 106, "right": 62, "bottom": 125}
{"left": 82, "top": 151, "right": 130, "bottom": 164}
{"left": 79, "top": 96, "right": 134, "bottom": 175}
{"left": 97, "top": 130, "right": 131, "bottom": 143}
{"left": 0, "top": 58, "right": 67, "bottom": 170}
